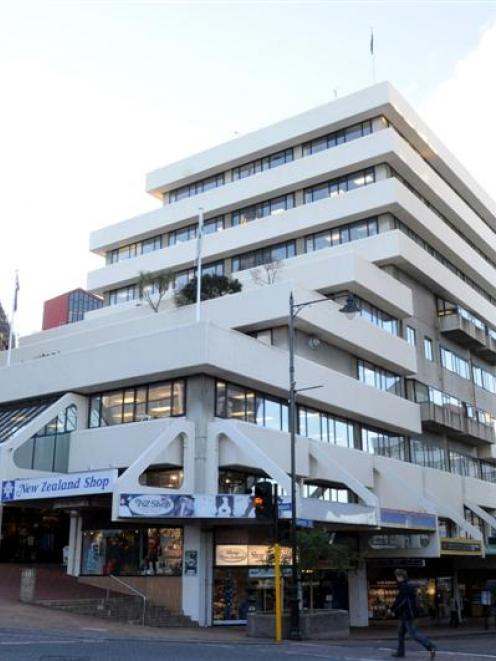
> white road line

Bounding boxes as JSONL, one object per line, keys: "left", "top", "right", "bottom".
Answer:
{"left": 0, "top": 639, "right": 104, "bottom": 646}
{"left": 378, "top": 646, "right": 496, "bottom": 659}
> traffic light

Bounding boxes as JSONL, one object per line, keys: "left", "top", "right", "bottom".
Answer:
{"left": 253, "top": 481, "right": 274, "bottom": 522}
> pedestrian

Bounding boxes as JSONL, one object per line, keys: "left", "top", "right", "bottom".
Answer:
{"left": 449, "top": 594, "right": 459, "bottom": 628}
{"left": 390, "top": 569, "right": 437, "bottom": 659}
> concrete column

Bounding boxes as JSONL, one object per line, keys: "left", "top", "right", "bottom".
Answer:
{"left": 186, "top": 376, "right": 216, "bottom": 493}
{"left": 67, "top": 510, "right": 82, "bottom": 576}
{"left": 348, "top": 567, "right": 369, "bottom": 627}
{"left": 182, "top": 524, "right": 213, "bottom": 626}
{"left": 0, "top": 504, "right": 3, "bottom": 550}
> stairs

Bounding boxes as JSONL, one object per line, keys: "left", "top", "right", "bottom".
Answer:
{"left": 37, "top": 595, "right": 198, "bottom": 627}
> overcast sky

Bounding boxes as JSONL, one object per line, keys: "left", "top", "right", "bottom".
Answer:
{"left": 1, "top": 0, "right": 496, "bottom": 337}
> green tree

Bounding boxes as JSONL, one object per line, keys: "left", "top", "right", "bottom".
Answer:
{"left": 138, "top": 270, "right": 173, "bottom": 313}
{"left": 175, "top": 273, "right": 242, "bottom": 307}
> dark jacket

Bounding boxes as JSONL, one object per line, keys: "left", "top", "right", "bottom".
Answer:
{"left": 391, "top": 581, "right": 417, "bottom": 620}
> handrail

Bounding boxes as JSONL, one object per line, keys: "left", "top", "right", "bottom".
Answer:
{"left": 109, "top": 574, "right": 146, "bottom": 626}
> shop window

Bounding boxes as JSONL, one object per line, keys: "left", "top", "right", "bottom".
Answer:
{"left": 81, "top": 528, "right": 182, "bottom": 576}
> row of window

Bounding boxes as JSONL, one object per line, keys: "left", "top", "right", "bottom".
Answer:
{"left": 332, "top": 293, "right": 399, "bottom": 336}
{"left": 302, "top": 120, "right": 373, "bottom": 156}
{"left": 167, "top": 118, "right": 380, "bottom": 205}
{"left": 395, "top": 218, "right": 496, "bottom": 307}
{"left": 169, "top": 173, "right": 224, "bottom": 203}
{"left": 232, "top": 193, "right": 295, "bottom": 226}
{"left": 106, "top": 235, "right": 164, "bottom": 265}
{"left": 303, "top": 168, "right": 375, "bottom": 204}
{"left": 357, "top": 359, "right": 402, "bottom": 396}
{"left": 169, "top": 216, "right": 224, "bottom": 246}
{"left": 215, "top": 379, "right": 496, "bottom": 484}
{"left": 68, "top": 291, "right": 102, "bottom": 323}
{"left": 305, "top": 217, "right": 378, "bottom": 252}
{"left": 406, "top": 380, "right": 496, "bottom": 429}
{"left": 88, "top": 380, "right": 185, "bottom": 427}
{"left": 232, "top": 148, "right": 294, "bottom": 181}
{"left": 392, "top": 169, "right": 496, "bottom": 278}
{"left": 231, "top": 241, "right": 296, "bottom": 273}
{"left": 440, "top": 346, "right": 470, "bottom": 380}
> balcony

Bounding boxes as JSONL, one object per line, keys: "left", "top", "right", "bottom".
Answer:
{"left": 439, "top": 313, "right": 486, "bottom": 349}
{"left": 473, "top": 333, "right": 496, "bottom": 366}
{"left": 419, "top": 402, "right": 495, "bottom": 444}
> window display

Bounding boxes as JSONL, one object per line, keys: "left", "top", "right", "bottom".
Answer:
{"left": 81, "top": 527, "right": 182, "bottom": 576}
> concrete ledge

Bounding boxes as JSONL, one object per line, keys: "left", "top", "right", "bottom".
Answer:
{"left": 247, "top": 609, "right": 350, "bottom": 640}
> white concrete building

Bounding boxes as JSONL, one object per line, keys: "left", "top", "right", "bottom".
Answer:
{"left": 2, "top": 81, "right": 496, "bottom": 626}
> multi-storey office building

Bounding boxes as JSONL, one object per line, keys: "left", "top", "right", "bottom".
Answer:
{"left": 2, "top": 82, "right": 496, "bottom": 626}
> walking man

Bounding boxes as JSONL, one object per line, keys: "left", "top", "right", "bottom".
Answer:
{"left": 391, "top": 569, "right": 437, "bottom": 658}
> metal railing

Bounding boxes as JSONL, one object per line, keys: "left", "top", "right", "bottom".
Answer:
{"left": 109, "top": 574, "right": 147, "bottom": 626}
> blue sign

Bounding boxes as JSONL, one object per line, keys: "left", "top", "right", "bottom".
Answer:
{"left": 1, "top": 470, "right": 117, "bottom": 502}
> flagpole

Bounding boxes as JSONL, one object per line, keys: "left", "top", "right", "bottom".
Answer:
{"left": 6, "top": 270, "right": 19, "bottom": 368}
{"left": 370, "top": 28, "right": 376, "bottom": 84}
{"left": 195, "top": 208, "right": 204, "bottom": 323}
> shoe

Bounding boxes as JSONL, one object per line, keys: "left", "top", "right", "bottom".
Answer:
{"left": 429, "top": 649, "right": 437, "bottom": 660}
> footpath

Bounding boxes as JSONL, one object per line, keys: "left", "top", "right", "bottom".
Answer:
{"left": 0, "top": 564, "right": 494, "bottom": 645}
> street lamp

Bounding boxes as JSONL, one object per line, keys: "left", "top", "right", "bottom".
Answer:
{"left": 287, "top": 291, "right": 360, "bottom": 640}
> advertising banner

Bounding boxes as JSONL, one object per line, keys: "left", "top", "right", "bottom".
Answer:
{"left": 1, "top": 470, "right": 117, "bottom": 502}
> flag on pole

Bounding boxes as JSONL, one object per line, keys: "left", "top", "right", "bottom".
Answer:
{"left": 13, "top": 271, "right": 19, "bottom": 312}
{"left": 370, "top": 29, "right": 374, "bottom": 56}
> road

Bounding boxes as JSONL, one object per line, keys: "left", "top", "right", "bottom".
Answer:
{"left": 1, "top": 627, "right": 496, "bottom": 661}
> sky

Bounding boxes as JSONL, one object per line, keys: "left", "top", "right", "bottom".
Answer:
{"left": 1, "top": 0, "right": 496, "bottom": 337}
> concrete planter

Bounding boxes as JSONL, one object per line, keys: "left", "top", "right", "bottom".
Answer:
{"left": 247, "top": 609, "right": 350, "bottom": 640}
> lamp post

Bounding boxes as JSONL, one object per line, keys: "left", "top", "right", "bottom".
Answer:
{"left": 287, "top": 292, "right": 360, "bottom": 640}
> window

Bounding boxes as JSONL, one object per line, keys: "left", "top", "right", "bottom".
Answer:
{"left": 302, "top": 120, "right": 373, "bottom": 156}
{"left": 424, "top": 337, "right": 434, "bottom": 361}
{"left": 303, "top": 168, "right": 375, "bottom": 204}
{"left": 88, "top": 380, "right": 185, "bottom": 427}
{"left": 472, "top": 365, "right": 496, "bottom": 393}
{"left": 232, "top": 193, "right": 295, "bottom": 226}
{"left": 215, "top": 381, "right": 289, "bottom": 432}
{"left": 232, "top": 241, "right": 296, "bottom": 273}
{"left": 361, "top": 427, "right": 408, "bottom": 460}
{"left": 232, "top": 148, "right": 293, "bottom": 181}
{"left": 305, "top": 218, "right": 378, "bottom": 253}
{"left": 108, "top": 285, "right": 137, "bottom": 306}
{"left": 174, "top": 261, "right": 224, "bottom": 289}
{"left": 440, "top": 347, "right": 470, "bottom": 379}
{"left": 106, "top": 235, "right": 164, "bottom": 264}
{"left": 352, "top": 296, "right": 399, "bottom": 335}
{"left": 298, "top": 406, "right": 355, "bottom": 447}
{"left": 410, "top": 438, "right": 447, "bottom": 471}
{"left": 168, "top": 216, "right": 224, "bottom": 246}
{"left": 357, "top": 360, "right": 402, "bottom": 396}
{"left": 449, "top": 450, "right": 480, "bottom": 479}
{"left": 169, "top": 173, "right": 224, "bottom": 203}
{"left": 302, "top": 483, "right": 357, "bottom": 504}
{"left": 406, "top": 326, "right": 416, "bottom": 346}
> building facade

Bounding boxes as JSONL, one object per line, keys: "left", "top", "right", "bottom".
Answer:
{"left": 42, "top": 289, "right": 103, "bottom": 330}
{"left": 2, "top": 82, "right": 496, "bottom": 626}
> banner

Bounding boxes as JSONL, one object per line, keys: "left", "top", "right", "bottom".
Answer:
{"left": 1, "top": 470, "right": 117, "bottom": 502}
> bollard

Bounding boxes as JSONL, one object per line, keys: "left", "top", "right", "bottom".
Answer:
{"left": 19, "top": 568, "right": 36, "bottom": 603}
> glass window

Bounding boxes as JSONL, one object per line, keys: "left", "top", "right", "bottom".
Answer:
{"left": 406, "top": 326, "right": 416, "bottom": 346}
{"left": 424, "top": 337, "right": 434, "bottom": 361}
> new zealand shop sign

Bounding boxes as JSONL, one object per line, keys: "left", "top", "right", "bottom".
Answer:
{"left": 1, "top": 470, "right": 117, "bottom": 502}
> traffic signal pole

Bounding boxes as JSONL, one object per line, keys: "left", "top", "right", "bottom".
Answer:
{"left": 273, "top": 484, "right": 282, "bottom": 642}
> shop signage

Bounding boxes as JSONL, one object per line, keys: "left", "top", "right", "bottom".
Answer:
{"left": 215, "top": 544, "right": 292, "bottom": 567}
{"left": 380, "top": 509, "right": 437, "bottom": 530}
{"left": 248, "top": 567, "right": 292, "bottom": 578}
{"left": 440, "top": 537, "right": 483, "bottom": 556}
{"left": 1, "top": 470, "right": 117, "bottom": 502}
{"left": 184, "top": 550, "right": 198, "bottom": 576}
{"left": 119, "top": 493, "right": 292, "bottom": 519}
{"left": 368, "top": 558, "right": 426, "bottom": 567}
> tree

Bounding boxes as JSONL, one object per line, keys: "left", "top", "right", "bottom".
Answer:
{"left": 250, "top": 260, "right": 283, "bottom": 286}
{"left": 266, "top": 527, "right": 363, "bottom": 611}
{"left": 138, "top": 270, "right": 173, "bottom": 313}
{"left": 174, "top": 273, "right": 242, "bottom": 307}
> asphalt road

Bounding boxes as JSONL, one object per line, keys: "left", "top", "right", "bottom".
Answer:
{"left": 2, "top": 626, "right": 496, "bottom": 660}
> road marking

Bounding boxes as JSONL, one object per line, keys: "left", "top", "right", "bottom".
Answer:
{"left": 378, "top": 647, "right": 496, "bottom": 659}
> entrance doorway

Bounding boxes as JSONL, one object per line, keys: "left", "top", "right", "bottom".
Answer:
{"left": 0, "top": 506, "right": 69, "bottom": 564}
